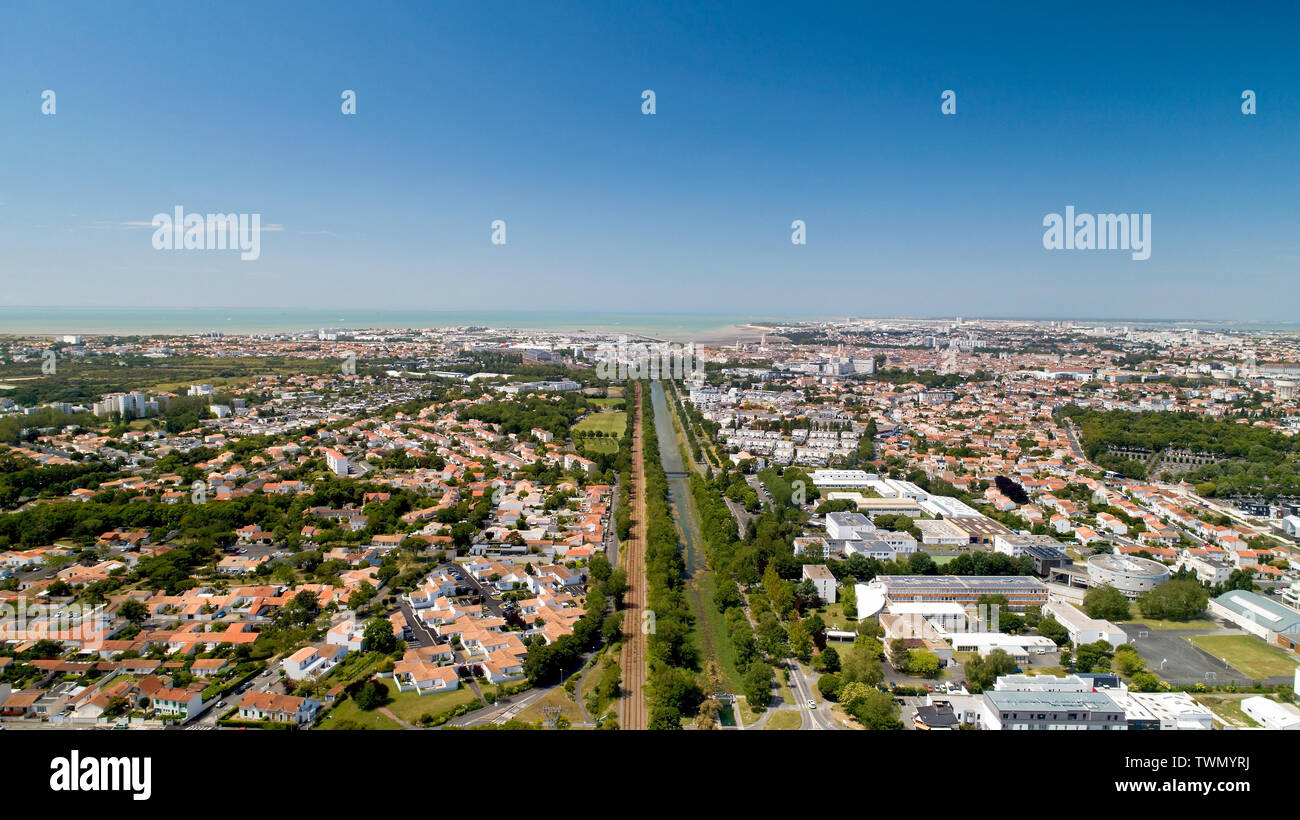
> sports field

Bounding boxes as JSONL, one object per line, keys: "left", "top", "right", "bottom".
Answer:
{"left": 1188, "top": 634, "right": 1299, "bottom": 680}
{"left": 573, "top": 411, "right": 626, "bottom": 436}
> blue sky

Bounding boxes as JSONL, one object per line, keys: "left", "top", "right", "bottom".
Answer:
{"left": 2, "top": 1, "right": 1297, "bottom": 319}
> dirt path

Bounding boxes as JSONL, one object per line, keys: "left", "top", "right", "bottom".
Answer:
{"left": 378, "top": 706, "right": 416, "bottom": 729}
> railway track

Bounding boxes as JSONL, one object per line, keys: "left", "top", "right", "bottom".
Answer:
{"left": 620, "top": 382, "right": 649, "bottom": 731}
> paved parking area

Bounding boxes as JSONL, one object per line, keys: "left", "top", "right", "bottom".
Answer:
{"left": 1121, "top": 624, "right": 1246, "bottom": 685}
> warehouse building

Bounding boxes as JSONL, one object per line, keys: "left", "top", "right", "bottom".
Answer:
{"left": 1207, "top": 590, "right": 1300, "bottom": 643}
{"left": 1241, "top": 696, "right": 1300, "bottom": 730}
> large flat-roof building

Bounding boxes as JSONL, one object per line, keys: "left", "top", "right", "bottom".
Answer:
{"left": 1042, "top": 600, "right": 1126, "bottom": 648}
{"left": 810, "top": 470, "right": 878, "bottom": 489}
{"left": 994, "top": 533, "right": 1069, "bottom": 558}
{"left": 825, "top": 511, "right": 875, "bottom": 541}
{"left": 983, "top": 690, "right": 1127, "bottom": 730}
{"left": 994, "top": 674, "right": 1093, "bottom": 693}
{"left": 1207, "top": 590, "right": 1300, "bottom": 644}
{"left": 914, "top": 518, "right": 968, "bottom": 548}
{"left": 942, "top": 632, "right": 1056, "bottom": 664}
{"left": 835, "top": 530, "right": 918, "bottom": 561}
{"left": 946, "top": 515, "right": 1014, "bottom": 545}
{"left": 864, "top": 575, "right": 1048, "bottom": 610}
{"left": 1108, "top": 691, "right": 1214, "bottom": 730}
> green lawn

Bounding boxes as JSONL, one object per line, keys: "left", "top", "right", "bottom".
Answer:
{"left": 776, "top": 674, "right": 796, "bottom": 707}
{"left": 573, "top": 411, "right": 626, "bottom": 436}
{"left": 765, "top": 710, "right": 802, "bottom": 730}
{"left": 516, "top": 685, "right": 580, "bottom": 725}
{"left": 689, "top": 570, "right": 744, "bottom": 694}
{"left": 580, "top": 437, "right": 620, "bottom": 454}
{"left": 1188, "top": 634, "right": 1300, "bottom": 679}
{"left": 820, "top": 603, "right": 855, "bottom": 632}
{"left": 381, "top": 679, "right": 482, "bottom": 724}
{"left": 1122, "top": 617, "right": 1217, "bottom": 631}
{"left": 1193, "top": 695, "right": 1261, "bottom": 728}
{"left": 320, "top": 696, "right": 405, "bottom": 730}
{"left": 587, "top": 398, "right": 625, "bottom": 409}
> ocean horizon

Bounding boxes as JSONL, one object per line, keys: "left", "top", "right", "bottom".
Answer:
{"left": 0, "top": 307, "right": 810, "bottom": 340}
{"left": 2, "top": 307, "right": 1298, "bottom": 339}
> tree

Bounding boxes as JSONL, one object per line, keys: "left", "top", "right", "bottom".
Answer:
{"left": 353, "top": 679, "right": 387, "bottom": 710}
{"left": 743, "top": 663, "right": 773, "bottom": 709}
{"left": 348, "top": 582, "right": 377, "bottom": 611}
{"left": 1137, "top": 579, "right": 1209, "bottom": 622}
{"left": 908, "top": 650, "right": 941, "bottom": 678}
{"left": 1075, "top": 640, "right": 1114, "bottom": 673}
{"left": 1036, "top": 616, "right": 1069, "bottom": 645}
{"left": 964, "top": 648, "right": 1017, "bottom": 692}
{"left": 1222, "top": 569, "right": 1257, "bottom": 593}
{"left": 840, "top": 682, "right": 902, "bottom": 729}
{"left": 763, "top": 564, "right": 793, "bottom": 616}
{"left": 907, "top": 551, "right": 936, "bottom": 575}
{"left": 840, "top": 643, "right": 884, "bottom": 687}
{"left": 363, "top": 617, "right": 397, "bottom": 654}
{"left": 649, "top": 704, "right": 683, "bottom": 730}
{"left": 888, "top": 638, "right": 912, "bottom": 672}
{"left": 596, "top": 661, "right": 622, "bottom": 702}
{"left": 118, "top": 598, "right": 147, "bottom": 626}
{"left": 817, "top": 673, "right": 843, "bottom": 701}
{"left": 103, "top": 695, "right": 130, "bottom": 718}
{"left": 820, "top": 645, "right": 841, "bottom": 674}
{"left": 713, "top": 577, "right": 743, "bottom": 613}
{"left": 788, "top": 619, "right": 813, "bottom": 662}
{"left": 1083, "top": 585, "right": 1131, "bottom": 621}
{"left": 1115, "top": 647, "right": 1146, "bottom": 677}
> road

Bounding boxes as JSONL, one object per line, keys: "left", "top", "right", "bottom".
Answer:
{"left": 1061, "top": 418, "right": 1089, "bottom": 464}
{"left": 619, "top": 382, "right": 648, "bottom": 731}
{"left": 185, "top": 663, "right": 288, "bottom": 729}
{"left": 784, "top": 660, "right": 839, "bottom": 730}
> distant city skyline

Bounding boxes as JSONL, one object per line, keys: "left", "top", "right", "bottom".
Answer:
{"left": 3, "top": 1, "right": 1298, "bottom": 319}
{"left": 3, "top": 306, "right": 1298, "bottom": 342}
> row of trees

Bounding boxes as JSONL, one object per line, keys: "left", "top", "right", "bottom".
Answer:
{"left": 639, "top": 386, "right": 706, "bottom": 729}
